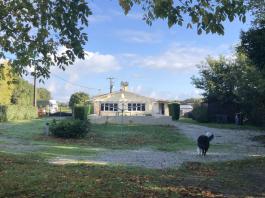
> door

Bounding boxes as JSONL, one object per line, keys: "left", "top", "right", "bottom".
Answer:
{"left": 159, "top": 103, "right": 165, "bottom": 115}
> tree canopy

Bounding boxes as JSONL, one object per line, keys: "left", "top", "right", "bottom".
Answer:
{"left": 0, "top": 63, "right": 51, "bottom": 105}
{"left": 69, "top": 92, "right": 89, "bottom": 109}
{"left": 191, "top": 56, "right": 241, "bottom": 104}
{"left": 239, "top": 27, "right": 265, "bottom": 71}
{"left": 0, "top": 0, "right": 91, "bottom": 79}
{"left": 10, "top": 77, "right": 51, "bottom": 105}
{"left": 37, "top": 88, "right": 51, "bottom": 101}
{"left": 0, "top": 0, "right": 248, "bottom": 79}
{"left": 0, "top": 63, "right": 14, "bottom": 105}
{"left": 119, "top": 0, "right": 247, "bottom": 35}
{"left": 192, "top": 54, "right": 265, "bottom": 126}
{"left": 238, "top": 0, "right": 265, "bottom": 72}
{"left": 248, "top": 0, "right": 265, "bottom": 27}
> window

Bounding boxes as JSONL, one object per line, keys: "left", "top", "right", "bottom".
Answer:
{"left": 109, "top": 103, "right": 113, "bottom": 111}
{"left": 128, "top": 103, "right": 132, "bottom": 111}
{"left": 105, "top": 103, "right": 109, "bottom": 111}
{"left": 137, "top": 103, "right": 141, "bottom": 111}
{"left": 101, "top": 103, "right": 118, "bottom": 111}
{"left": 132, "top": 103, "right": 136, "bottom": 111}
{"left": 128, "top": 103, "right": 145, "bottom": 111}
{"left": 141, "top": 103, "right": 145, "bottom": 111}
{"left": 114, "top": 104, "right": 118, "bottom": 111}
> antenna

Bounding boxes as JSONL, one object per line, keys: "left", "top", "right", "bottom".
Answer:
{"left": 107, "top": 77, "right": 115, "bottom": 93}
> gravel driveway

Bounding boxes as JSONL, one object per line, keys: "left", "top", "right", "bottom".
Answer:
{"left": 50, "top": 123, "right": 265, "bottom": 169}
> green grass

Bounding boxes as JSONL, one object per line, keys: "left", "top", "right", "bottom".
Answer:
{"left": 38, "top": 145, "right": 103, "bottom": 157}
{"left": 87, "top": 124, "right": 194, "bottom": 151}
{"left": 1, "top": 118, "right": 265, "bottom": 197}
{"left": 0, "top": 118, "right": 52, "bottom": 139}
{"left": 0, "top": 119, "right": 194, "bottom": 152}
{"left": 178, "top": 117, "right": 264, "bottom": 130}
{"left": 0, "top": 152, "right": 264, "bottom": 197}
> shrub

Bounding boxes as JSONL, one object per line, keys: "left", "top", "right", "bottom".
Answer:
{"left": 49, "top": 119, "right": 90, "bottom": 138}
{"left": 184, "top": 112, "right": 193, "bottom": 118}
{"left": 168, "top": 103, "right": 180, "bottom": 120}
{"left": 73, "top": 105, "right": 89, "bottom": 120}
{"left": 0, "top": 105, "right": 37, "bottom": 121}
{"left": 192, "top": 104, "right": 208, "bottom": 123}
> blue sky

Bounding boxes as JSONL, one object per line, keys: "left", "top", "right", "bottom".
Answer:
{"left": 37, "top": 1, "right": 251, "bottom": 102}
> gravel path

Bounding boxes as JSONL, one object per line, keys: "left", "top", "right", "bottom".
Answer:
{"left": 50, "top": 123, "right": 265, "bottom": 169}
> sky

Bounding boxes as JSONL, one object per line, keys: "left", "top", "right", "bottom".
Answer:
{"left": 35, "top": 1, "right": 251, "bottom": 102}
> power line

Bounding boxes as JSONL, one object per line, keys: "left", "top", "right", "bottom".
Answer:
{"left": 52, "top": 73, "right": 100, "bottom": 91}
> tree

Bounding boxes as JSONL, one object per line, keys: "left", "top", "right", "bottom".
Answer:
{"left": 191, "top": 56, "right": 241, "bottom": 104}
{"left": 119, "top": 0, "right": 247, "bottom": 35}
{"left": 69, "top": 92, "right": 89, "bottom": 110}
{"left": 239, "top": 27, "right": 265, "bottom": 71}
{"left": 37, "top": 88, "right": 51, "bottom": 101}
{"left": 0, "top": 0, "right": 91, "bottom": 79}
{"left": 192, "top": 54, "right": 265, "bottom": 126}
{"left": 238, "top": 0, "right": 265, "bottom": 72}
{"left": 248, "top": 0, "right": 265, "bottom": 27}
{"left": 0, "top": 63, "right": 15, "bottom": 105}
{"left": 0, "top": 0, "right": 247, "bottom": 79}
{"left": 11, "top": 78, "right": 34, "bottom": 105}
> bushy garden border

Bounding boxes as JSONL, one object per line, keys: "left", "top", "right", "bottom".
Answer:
{"left": 0, "top": 105, "right": 37, "bottom": 122}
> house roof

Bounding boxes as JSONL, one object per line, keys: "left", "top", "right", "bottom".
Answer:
{"left": 180, "top": 105, "right": 193, "bottom": 109}
{"left": 92, "top": 91, "right": 156, "bottom": 103}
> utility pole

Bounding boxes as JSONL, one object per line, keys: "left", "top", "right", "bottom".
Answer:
{"left": 33, "top": 66, "right": 37, "bottom": 107}
{"left": 107, "top": 77, "right": 114, "bottom": 93}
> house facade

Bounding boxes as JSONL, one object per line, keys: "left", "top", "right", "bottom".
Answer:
{"left": 91, "top": 84, "right": 169, "bottom": 117}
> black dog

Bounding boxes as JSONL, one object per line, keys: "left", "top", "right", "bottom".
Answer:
{"left": 197, "top": 132, "right": 214, "bottom": 156}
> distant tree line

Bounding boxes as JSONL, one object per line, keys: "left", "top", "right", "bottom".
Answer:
{"left": 0, "top": 63, "right": 51, "bottom": 106}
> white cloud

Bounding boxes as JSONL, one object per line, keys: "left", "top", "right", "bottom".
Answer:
{"left": 78, "top": 51, "right": 121, "bottom": 73}
{"left": 126, "top": 13, "right": 143, "bottom": 20}
{"left": 124, "top": 43, "right": 231, "bottom": 72}
{"left": 89, "top": 15, "right": 112, "bottom": 24}
{"left": 129, "top": 86, "right": 203, "bottom": 101}
{"left": 52, "top": 50, "right": 121, "bottom": 74}
{"left": 45, "top": 50, "right": 121, "bottom": 102}
{"left": 129, "top": 85, "right": 143, "bottom": 93}
{"left": 117, "top": 30, "right": 161, "bottom": 44}
{"left": 138, "top": 43, "right": 211, "bottom": 71}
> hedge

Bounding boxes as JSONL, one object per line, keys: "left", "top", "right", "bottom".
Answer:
{"left": 73, "top": 105, "right": 92, "bottom": 120}
{"left": 192, "top": 104, "right": 208, "bottom": 123}
{"left": 168, "top": 103, "right": 180, "bottom": 120}
{"left": 49, "top": 119, "right": 90, "bottom": 138}
{"left": 0, "top": 105, "right": 38, "bottom": 122}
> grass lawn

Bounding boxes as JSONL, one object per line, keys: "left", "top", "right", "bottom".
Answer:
{"left": 178, "top": 117, "right": 264, "bottom": 130}
{"left": 1, "top": 118, "right": 265, "bottom": 197}
{"left": 0, "top": 152, "right": 264, "bottom": 197}
{"left": 87, "top": 124, "right": 194, "bottom": 151}
{"left": 0, "top": 118, "right": 194, "bottom": 153}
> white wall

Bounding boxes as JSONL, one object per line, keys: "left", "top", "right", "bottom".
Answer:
{"left": 89, "top": 115, "right": 175, "bottom": 126}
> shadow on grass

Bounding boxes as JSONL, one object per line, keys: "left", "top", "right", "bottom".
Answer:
{"left": 0, "top": 152, "right": 265, "bottom": 198}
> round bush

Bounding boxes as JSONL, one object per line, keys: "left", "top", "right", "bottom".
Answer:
{"left": 49, "top": 119, "right": 90, "bottom": 138}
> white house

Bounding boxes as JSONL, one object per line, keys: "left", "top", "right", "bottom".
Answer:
{"left": 180, "top": 104, "right": 193, "bottom": 116}
{"left": 91, "top": 83, "right": 170, "bottom": 117}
